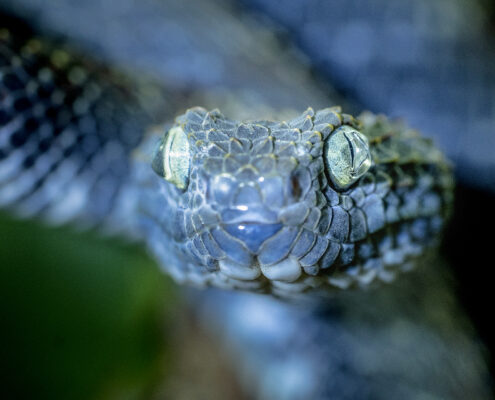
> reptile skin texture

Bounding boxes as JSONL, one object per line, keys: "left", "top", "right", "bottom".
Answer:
{"left": 136, "top": 107, "right": 453, "bottom": 294}
{"left": 0, "top": 16, "right": 167, "bottom": 226}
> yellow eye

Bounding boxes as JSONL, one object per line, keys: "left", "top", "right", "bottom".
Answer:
{"left": 152, "top": 126, "right": 191, "bottom": 189}
{"left": 324, "top": 126, "right": 372, "bottom": 190}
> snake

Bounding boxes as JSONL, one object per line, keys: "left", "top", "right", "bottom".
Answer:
{"left": 0, "top": 12, "right": 454, "bottom": 296}
{"left": 0, "top": 2, "right": 492, "bottom": 399}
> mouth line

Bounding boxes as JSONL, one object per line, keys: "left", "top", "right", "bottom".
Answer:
{"left": 218, "top": 256, "right": 303, "bottom": 283}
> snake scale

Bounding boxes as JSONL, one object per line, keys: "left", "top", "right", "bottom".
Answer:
{"left": 0, "top": 1, "right": 492, "bottom": 399}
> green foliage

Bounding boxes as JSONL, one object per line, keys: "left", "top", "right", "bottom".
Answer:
{"left": 0, "top": 214, "right": 180, "bottom": 400}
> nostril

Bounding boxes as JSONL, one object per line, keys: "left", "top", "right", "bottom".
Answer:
{"left": 287, "top": 168, "right": 311, "bottom": 201}
{"left": 289, "top": 174, "right": 302, "bottom": 200}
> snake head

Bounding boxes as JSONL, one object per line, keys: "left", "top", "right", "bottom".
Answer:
{"left": 146, "top": 107, "right": 450, "bottom": 295}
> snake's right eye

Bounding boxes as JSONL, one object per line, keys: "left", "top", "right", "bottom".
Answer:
{"left": 152, "top": 126, "right": 191, "bottom": 190}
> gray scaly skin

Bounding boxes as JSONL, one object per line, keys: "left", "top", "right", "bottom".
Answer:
{"left": 135, "top": 107, "right": 452, "bottom": 295}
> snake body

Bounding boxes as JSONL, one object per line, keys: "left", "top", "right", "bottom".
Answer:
{"left": 0, "top": 16, "right": 162, "bottom": 226}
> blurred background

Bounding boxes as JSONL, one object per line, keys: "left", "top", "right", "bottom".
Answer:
{"left": 1, "top": 0, "right": 495, "bottom": 398}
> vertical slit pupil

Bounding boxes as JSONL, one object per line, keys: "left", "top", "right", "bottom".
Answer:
{"left": 343, "top": 132, "right": 355, "bottom": 171}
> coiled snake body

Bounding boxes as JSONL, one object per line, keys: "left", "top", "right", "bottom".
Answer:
{"left": 0, "top": 17, "right": 453, "bottom": 295}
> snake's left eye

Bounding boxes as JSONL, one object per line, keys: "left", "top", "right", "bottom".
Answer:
{"left": 324, "top": 126, "right": 372, "bottom": 190}
{"left": 152, "top": 126, "right": 191, "bottom": 189}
